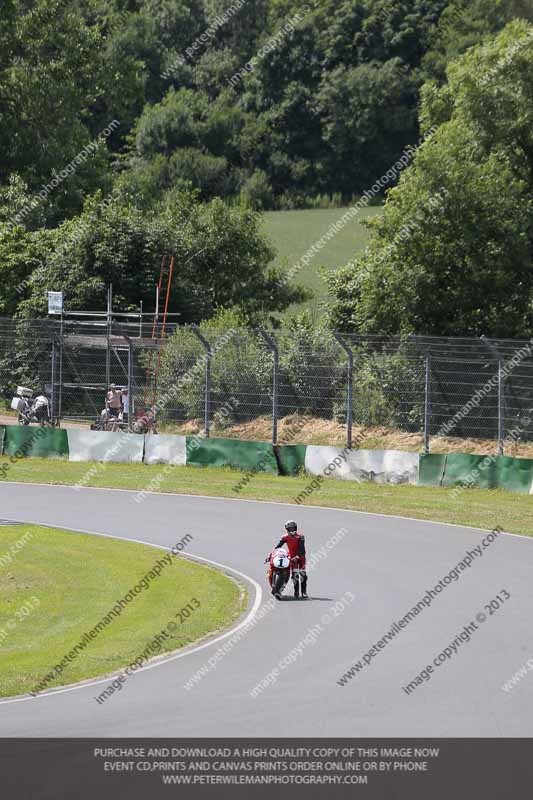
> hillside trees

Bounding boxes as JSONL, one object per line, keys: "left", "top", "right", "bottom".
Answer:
{"left": 116, "top": 0, "right": 455, "bottom": 208}
{"left": 5, "top": 191, "right": 306, "bottom": 322}
{"left": 422, "top": 0, "right": 533, "bottom": 81}
{"left": 0, "top": 0, "right": 111, "bottom": 222}
{"left": 327, "top": 22, "right": 533, "bottom": 337}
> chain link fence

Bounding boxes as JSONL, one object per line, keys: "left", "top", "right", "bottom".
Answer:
{"left": 1, "top": 318, "right": 532, "bottom": 452}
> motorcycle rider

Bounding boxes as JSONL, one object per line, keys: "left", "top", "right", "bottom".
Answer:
{"left": 272, "top": 520, "right": 308, "bottom": 599}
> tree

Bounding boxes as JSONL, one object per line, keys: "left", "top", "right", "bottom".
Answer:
{"left": 156, "top": 308, "right": 273, "bottom": 422}
{"left": 0, "top": 1, "right": 108, "bottom": 206}
{"left": 203, "top": 0, "right": 269, "bottom": 60}
{"left": 422, "top": 0, "right": 533, "bottom": 82}
{"left": 315, "top": 58, "right": 418, "bottom": 194}
{"left": 9, "top": 190, "right": 307, "bottom": 322}
{"left": 0, "top": 176, "right": 53, "bottom": 316}
{"left": 327, "top": 21, "right": 533, "bottom": 337}
{"left": 121, "top": 87, "right": 246, "bottom": 205}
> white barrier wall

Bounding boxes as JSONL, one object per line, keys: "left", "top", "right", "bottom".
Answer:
{"left": 143, "top": 434, "right": 187, "bottom": 466}
{"left": 65, "top": 430, "right": 419, "bottom": 484}
{"left": 67, "top": 430, "right": 145, "bottom": 463}
{"left": 304, "top": 446, "right": 419, "bottom": 485}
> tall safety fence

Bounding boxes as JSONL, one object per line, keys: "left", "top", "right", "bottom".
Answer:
{"left": 1, "top": 319, "right": 533, "bottom": 454}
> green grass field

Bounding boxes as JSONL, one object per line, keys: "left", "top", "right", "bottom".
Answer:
{"left": 263, "top": 205, "right": 382, "bottom": 315}
{"left": 3, "top": 459, "right": 532, "bottom": 537}
{"left": 0, "top": 524, "right": 245, "bottom": 698}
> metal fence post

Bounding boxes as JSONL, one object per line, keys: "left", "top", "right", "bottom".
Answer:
{"left": 192, "top": 326, "right": 212, "bottom": 437}
{"left": 424, "top": 354, "right": 431, "bottom": 455}
{"left": 258, "top": 329, "right": 279, "bottom": 445}
{"left": 498, "top": 359, "right": 504, "bottom": 455}
{"left": 126, "top": 336, "right": 133, "bottom": 433}
{"left": 332, "top": 332, "right": 353, "bottom": 449}
{"left": 58, "top": 315, "right": 64, "bottom": 423}
{"left": 105, "top": 284, "right": 112, "bottom": 388}
{"left": 50, "top": 338, "right": 56, "bottom": 421}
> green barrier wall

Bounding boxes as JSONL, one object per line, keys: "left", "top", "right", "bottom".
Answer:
{"left": 186, "top": 436, "right": 278, "bottom": 474}
{"left": 441, "top": 453, "right": 533, "bottom": 494}
{"left": 2, "top": 421, "right": 532, "bottom": 495}
{"left": 2, "top": 425, "right": 69, "bottom": 459}
{"left": 418, "top": 454, "right": 447, "bottom": 487}
{"left": 442, "top": 454, "right": 495, "bottom": 490}
{"left": 275, "top": 444, "right": 307, "bottom": 476}
{"left": 496, "top": 456, "right": 533, "bottom": 494}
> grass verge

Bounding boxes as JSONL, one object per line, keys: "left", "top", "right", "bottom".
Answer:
{"left": 1, "top": 458, "right": 532, "bottom": 537}
{"left": 263, "top": 205, "right": 381, "bottom": 316}
{"left": 0, "top": 524, "right": 245, "bottom": 698}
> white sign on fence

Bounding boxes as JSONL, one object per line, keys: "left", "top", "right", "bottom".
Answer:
{"left": 47, "top": 291, "right": 63, "bottom": 315}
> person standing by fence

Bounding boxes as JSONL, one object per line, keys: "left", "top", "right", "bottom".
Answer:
{"left": 106, "top": 384, "right": 123, "bottom": 420}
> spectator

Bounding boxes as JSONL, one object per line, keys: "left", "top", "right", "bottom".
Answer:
{"left": 106, "top": 384, "right": 123, "bottom": 420}
{"left": 122, "top": 388, "right": 130, "bottom": 426}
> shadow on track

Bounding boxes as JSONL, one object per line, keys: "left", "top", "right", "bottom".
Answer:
{"left": 277, "top": 596, "right": 334, "bottom": 602}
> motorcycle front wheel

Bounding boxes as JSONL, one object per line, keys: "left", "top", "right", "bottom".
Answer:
{"left": 272, "top": 571, "right": 286, "bottom": 596}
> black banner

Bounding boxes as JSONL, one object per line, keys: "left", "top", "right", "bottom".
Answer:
{"left": 1, "top": 739, "right": 532, "bottom": 799}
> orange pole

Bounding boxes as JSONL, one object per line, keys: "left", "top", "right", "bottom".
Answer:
{"left": 150, "top": 255, "right": 166, "bottom": 339}
{"left": 145, "top": 255, "right": 166, "bottom": 407}
{"left": 160, "top": 255, "right": 174, "bottom": 341}
{"left": 152, "top": 255, "right": 174, "bottom": 405}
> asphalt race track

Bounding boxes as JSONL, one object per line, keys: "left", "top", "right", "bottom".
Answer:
{"left": 1, "top": 482, "right": 532, "bottom": 737}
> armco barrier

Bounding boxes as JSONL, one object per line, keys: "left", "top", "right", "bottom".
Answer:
{"left": 275, "top": 444, "right": 307, "bottom": 476}
{"left": 3, "top": 421, "right": 533, "bottom": 495}
{"left": 418, "top": 454, "right": 447, "bottom": 487}
{"left": 2, "top": 425, "right": 69, "bottom": 458}
{"left": 441, "top": 453, "right": 533, "bottom": 494}
{"left": 305, "top": 446, "right": 419, "bottom": 484}
{"left": 186, "top": 436, "right": 278, "bottom": 474}
{"left": 144, "top": 434, "right": 187, "bottom": 465}
{"left": 67, "top": 430, "right": 144, "bottom": 463}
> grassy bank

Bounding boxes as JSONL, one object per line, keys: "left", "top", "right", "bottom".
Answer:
{"left": 263, "top": 205, "right": 381, "bottom": 315}
{"left": 0, "top": 524, "right": 245, "bottom": 698}
{"left": 2, "top": 459, "right": 532, "bottom": 537}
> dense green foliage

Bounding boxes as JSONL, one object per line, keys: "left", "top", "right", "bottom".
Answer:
{"left": 2, "top": 0, "right": 523, "bottom": 217}
{"left": 328, "top": 20, "right": 533, "bottom": 337}
{"left": 0, "top": 1, "right": 531, "bottom": 331}
{"left": 4, "top": 190, "right": 305, "bottom": 321}
{"left": 155, "top": 308, "right": 422, "bottom": 428}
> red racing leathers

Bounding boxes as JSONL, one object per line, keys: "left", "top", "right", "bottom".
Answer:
{"left": 268, "top": 532, "right": 308, "bottom": 597}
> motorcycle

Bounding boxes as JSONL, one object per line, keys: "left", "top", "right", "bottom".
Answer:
{"left": 91, "top": 407, "right": 125, "bottom": 432}
{"left": 265, "top": 547, "right": 299, "bottom": 599}
{"left": 132, "top": 407, "right": 158, "bottom": 435}
{"left": 11, "top": 388, "right": 52, "bottom": 427}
